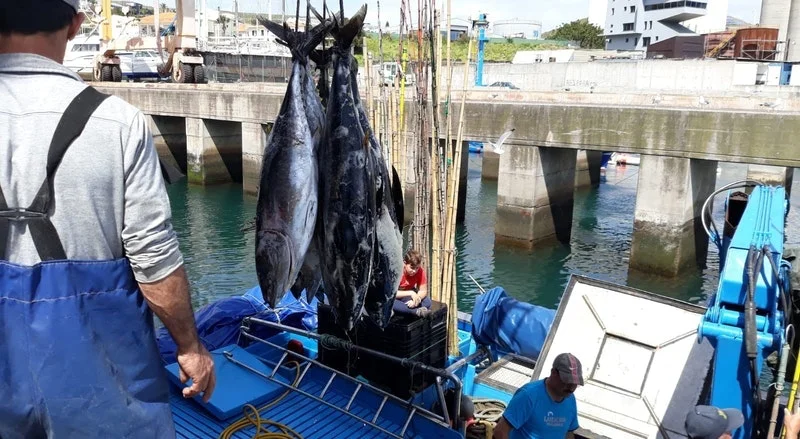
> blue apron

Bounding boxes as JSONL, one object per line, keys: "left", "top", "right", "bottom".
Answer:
{"left": 0, "top": 87, "right": 175, "bottom": 438}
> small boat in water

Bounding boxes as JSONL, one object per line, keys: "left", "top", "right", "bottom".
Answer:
{"left": 468, "top": 141, "right": 484, "bottom": 154}
{"left": 610, "top": 152, "right": 640, "bottom": 166}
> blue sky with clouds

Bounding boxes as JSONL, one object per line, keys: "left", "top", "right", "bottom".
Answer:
{"left": 168, "top": 0, "right": 762, "bottom": 32}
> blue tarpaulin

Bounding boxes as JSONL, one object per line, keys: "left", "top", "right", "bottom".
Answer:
{"left": 470, "top": 287, "right": 556, "bottom": 360}
{"left": 156, "top": 286, "right": 319, "bottom": 364}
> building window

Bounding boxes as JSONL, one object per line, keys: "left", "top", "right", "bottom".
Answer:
{"left": 626, "top": 38, "right": 629, "bottom": 42}
{"left": 623, "top": 22, "right": 635, "bottom": 31}
{"left": 643, "top": 37, "right": 651, "bottom": 46}
{"left": 624, "top": 6, "right": 627, "bottom": 11}
{"left": 656, "top": 36, "right": 659, "bottom": 41}
{"left": 612, "top": 7, "right": 615, "bottom": 14}
{"left": 635, "top": 37, "right": 638, "bottom": 45}
{"left": 630, "top": 5, "right": 636, "bottom": 12}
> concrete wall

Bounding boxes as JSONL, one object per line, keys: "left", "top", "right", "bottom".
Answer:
{"left": 441, "top": 60, "right": 800, "bottom": 94}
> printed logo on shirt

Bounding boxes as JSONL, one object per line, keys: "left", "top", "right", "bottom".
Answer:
{"left": 544, "top": 411, "right": 567, "bottom": 427}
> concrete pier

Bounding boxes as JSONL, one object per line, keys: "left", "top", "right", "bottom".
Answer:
{"left": 242, "top": 122, "right": 271, "bottom": 195}
{"left": 575, "top": 150, "right": 603, "bottom": 188}
{"left": 149, "top": 115, "right": 187, "bottom": 175}
{"left": 746, "top": 164, "right": 794, "bottom": 197}
{"left": 186, "top": 118, "right": 243, "bottom": 185}
{"left": 495, "top": 144, "right": 577, "bottom": 247}
{"left": 399, "top": 139, "right": 470, "bottom": 226}
{"left": 629, "top": 156, "right": 718, "bottom": 277}
{"left": 482, "top": 151, "right": 500, "bottom": 180}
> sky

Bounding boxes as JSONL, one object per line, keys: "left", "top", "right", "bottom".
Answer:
{"left": 162, "top": 0, "right": 763, "bottom": 32}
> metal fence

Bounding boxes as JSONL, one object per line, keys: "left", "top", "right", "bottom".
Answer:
{"left": 200, "top": 51, "right": 292, "bottom": 83}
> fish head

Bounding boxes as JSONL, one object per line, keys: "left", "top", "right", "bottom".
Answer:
{"left": 256, "top": 229, "right": 295, "bottom": 308}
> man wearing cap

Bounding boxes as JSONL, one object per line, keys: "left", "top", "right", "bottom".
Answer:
{"left": 685, "top": 405, "right": 744, "bottom": 439}
{"left": 0, "top": 2, "right": 215, "bottom": 438}
{"left": 493, "top": 353, "right": 584, "bottom": 439}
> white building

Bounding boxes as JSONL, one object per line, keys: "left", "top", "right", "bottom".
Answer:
{"left": 604, "top": 0, "right": 708, "bottom": 51}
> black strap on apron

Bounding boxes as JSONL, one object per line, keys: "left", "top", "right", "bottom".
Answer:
{"left": 0, "top": 86, "right": 110, "bottom": 261}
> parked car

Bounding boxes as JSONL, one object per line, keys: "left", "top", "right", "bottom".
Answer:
{"left": 116, "top": 50, "right": 166, "bottom": 82}
{"left": 488, "top": 81, "right": 519, "bottom": 90}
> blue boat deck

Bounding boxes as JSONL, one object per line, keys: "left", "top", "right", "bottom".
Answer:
{"left": 167, "top": 333, "right": 461, "bottom": 439}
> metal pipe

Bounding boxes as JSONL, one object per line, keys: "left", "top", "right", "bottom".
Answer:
{"left": 446, "top": 346, "right": 490, "bottom": 373}
{"left": 244, "top": 317, "right": 463, "bottom": 386}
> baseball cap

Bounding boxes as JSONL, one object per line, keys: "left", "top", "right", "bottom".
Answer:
{"left": 61, "top": 0, "right": 80, "bottom": 12}
{"left": 685, "top": 405, "right": 744, "bottom": 439}
{"left": 552, "top": 353, "right": 584, "bottom": 386}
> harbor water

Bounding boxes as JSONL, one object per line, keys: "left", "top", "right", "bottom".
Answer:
{"left": 166, "top": 154, "right": 800, "bottom": 313}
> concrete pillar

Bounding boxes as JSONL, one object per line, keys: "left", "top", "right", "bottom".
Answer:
{"left": 575, "top": 150, "right": 603, "bottom": 188}
{"left": 185, "top": 118, "right": 243, "bottom": 185}
{"left": 629, "top": 156, "right": 717, "bottom": 277}
{"left": 149, "top": 115, "right": 187, "bottom": 175}
{"left": 242, "top": 122, "right": 271, "bottom": 195}
{"left": 746, "top": 164, "right": 794, "bottom": 198}
{"left": 495, "top": 144, "right": 576, "bottom": 248}
{"left": 482, "top": 150, "right": 500, "bottom": 180}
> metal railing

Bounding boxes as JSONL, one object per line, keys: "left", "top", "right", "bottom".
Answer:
{"left": 228, "top": 317, "right": 464, "bottom": 437}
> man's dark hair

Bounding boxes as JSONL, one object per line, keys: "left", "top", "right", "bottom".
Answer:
{"left": 0, "top": 1, "right": 77, "bottom": 36}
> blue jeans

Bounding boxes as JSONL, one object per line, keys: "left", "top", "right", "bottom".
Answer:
{"left": 392, "top": 294, "right": 432, "bottom": 315}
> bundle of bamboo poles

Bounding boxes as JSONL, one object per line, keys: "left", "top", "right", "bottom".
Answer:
{"left": 360, "top": 0, "right": 472, "bottom": 357}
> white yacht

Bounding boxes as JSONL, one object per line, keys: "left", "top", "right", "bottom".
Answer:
{"left": 64, "top": 33, "right": 102, "bottom": 80}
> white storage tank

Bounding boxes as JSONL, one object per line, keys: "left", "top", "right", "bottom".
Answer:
{"left": 787, "top": 0, "right": 800, "bottom": 61}
{"left": 760, "top": 0, "right": 791, "bottom": 42}
{"left": 492, "top": 19, "right": 543, "bottom": 40}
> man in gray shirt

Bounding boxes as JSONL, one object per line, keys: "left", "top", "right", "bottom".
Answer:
{"left": 0, "top": 1, "right": 215, "bottom": 437}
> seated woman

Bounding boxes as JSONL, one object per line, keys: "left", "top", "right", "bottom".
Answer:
{"left": 393, "top": 249, "right": 432, "bottom": 317}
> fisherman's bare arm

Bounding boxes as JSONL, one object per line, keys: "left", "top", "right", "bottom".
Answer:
{"left": 139, "top": 266, "right": 216, "bottom": 401}
{"left": 492, "top": 417, "right": 511, "bottom": 439}
{"left": 122, "top": 112, "right": 215, "bottom": 402}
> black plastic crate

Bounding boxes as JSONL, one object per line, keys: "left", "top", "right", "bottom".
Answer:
{"left": 357, "top": 301, "right": 449, "bottom": 399}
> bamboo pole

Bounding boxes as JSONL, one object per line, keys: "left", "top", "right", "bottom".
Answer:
{"left": 388, "top": 84, "right": 396, "bottom": 171}
{"left": 362, "top": 37, "right": 372, "bottom": 123}
{"left": 411, "top": 0, "right": 431, "bottom": 271}
{"left": 442, "top": 32, "right": 473, "bottom": 356}
{"left": 427, "top": 6, "right": 442, "bottom": 303}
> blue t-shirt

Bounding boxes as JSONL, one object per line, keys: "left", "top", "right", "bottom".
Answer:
{"left": 503, "top": 379, "right": 579, "bottom": 439}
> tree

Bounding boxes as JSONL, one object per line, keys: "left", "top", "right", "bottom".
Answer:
{"left": 545, "top": 18, "right": 605, "bottom": 49}
{"left": 217, "top": 15, "right": 231, "bottom": 36}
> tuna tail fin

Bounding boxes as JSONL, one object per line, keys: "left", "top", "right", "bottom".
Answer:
{"left": 330, "top": 4, "right": 367, "bottom": 48}
{"left": 257, "top": 17, "right": 332, "bottom": 60}
{"left": 391, "top": 165, "right": 404, "bottom": 227}
{"left": 309, "top": 48, "right": 334, "bottom": 67}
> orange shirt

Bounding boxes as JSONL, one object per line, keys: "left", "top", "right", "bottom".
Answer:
{"left": 399, "top": 267, "right": 427, "bottom": 291}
